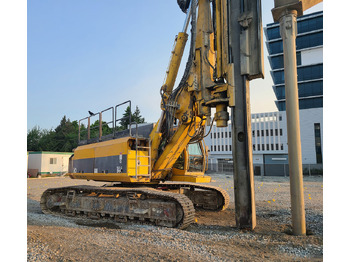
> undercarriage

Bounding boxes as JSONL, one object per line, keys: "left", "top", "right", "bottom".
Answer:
{"left": 41, "top": 183, "right": 229, "bottom": 229}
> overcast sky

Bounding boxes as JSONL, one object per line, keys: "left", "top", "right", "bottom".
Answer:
{"left": 27, "top": 0, "right": 323, "bottom": 130}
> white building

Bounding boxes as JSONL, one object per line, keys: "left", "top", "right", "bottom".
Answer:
{"left": 27, "top": 151, "right": 73, "bottom": 178}
{"left": 204, "top": 108, "right": 323, "bottom": 176}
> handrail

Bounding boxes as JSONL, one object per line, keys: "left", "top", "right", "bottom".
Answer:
{"left": 78, "top": 106, "right": 114, "bottom": 143}
{"left": 115, "top": 100, "right": 132, "bottom": 137}
{"left": 78, "top": 100, "right": 134, "bottom": 144}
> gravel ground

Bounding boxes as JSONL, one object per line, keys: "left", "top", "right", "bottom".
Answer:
{"left": 27, "top": 174, "right": 323, "bottom": 261}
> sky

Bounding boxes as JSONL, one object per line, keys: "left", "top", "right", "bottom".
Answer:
{"left": 27, "top": 0, "right": 323, "bottom": 131}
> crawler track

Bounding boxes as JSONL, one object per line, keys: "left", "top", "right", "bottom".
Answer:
{"left": 41, "top": 185, "right": 195, "bottom": 229}
{"left": 155, "top": 183, "right": 230, "bottom": 211}
{"left": 41, "top": 183, "right": 229, "bottom": 230}
{"left": 114, "top": 182, "right": 230, "bottom": 211}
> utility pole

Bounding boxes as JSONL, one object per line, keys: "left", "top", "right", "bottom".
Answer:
{"left": 271, "top": 0, "right": 322, "bottom": 236}
{"left": 228, "top": 0, "right": 264, "bottom": 229}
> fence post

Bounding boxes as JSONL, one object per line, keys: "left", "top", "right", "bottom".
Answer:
{"left": 309, "top": 164, "right": 311, "bottom": 176}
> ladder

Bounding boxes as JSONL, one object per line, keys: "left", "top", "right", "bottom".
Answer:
{"left": 132, "top": 122, "right": 152, "bottom": 180}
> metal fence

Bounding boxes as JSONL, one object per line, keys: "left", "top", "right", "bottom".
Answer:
{"left": 207, "top": 162, "right": 233, "bottom": 174}
{"left": 207, "top": 161, "right": 323, "bottom": 176}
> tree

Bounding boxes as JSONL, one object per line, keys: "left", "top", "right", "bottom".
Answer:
{"left": 27, "top": 108, "right": 146, "bottom": 152}
{"left": 89, "top": 120, "right": 114, "bottom": 138}
{"left": 119, "top": 106, "right": 146, "bottom": 130}
{"left": 119, "top": 106, "right": 132, "bottom": 130}
{"left": 27, "top": 126, "right": 42, "bottom": 151}
{"left": 53, "top": 116, "right": 78, "bottom": 152}
{"left": 38, "top": 129, "right": 56, "bottom": 151}
{"left": 133, "top": 106, "right": 145, "bottom": 124}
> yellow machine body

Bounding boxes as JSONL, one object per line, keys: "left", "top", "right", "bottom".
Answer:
{"left": 68, "top": 134, "right": 211, "bottom": 184}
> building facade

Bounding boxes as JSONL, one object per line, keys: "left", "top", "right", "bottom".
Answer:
{"left": 204, "top": 108, "right": 322, "bottom": 176}
{"left": 265, "top": 11, "right": 323, "bottom": 111}
{"left": 204, "top": 11, "right": 323, "bottom": 176}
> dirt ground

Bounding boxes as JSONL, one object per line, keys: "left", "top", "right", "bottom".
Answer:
{"left": 27, "top": 174, "right": 323, "bottom": 261}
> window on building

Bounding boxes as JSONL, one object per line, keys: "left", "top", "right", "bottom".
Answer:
{"left": 221, "top": 132, "right": 224, "bottom": 138}
{"left": 296, "top": 32, "right": 323, "bottom": 50}
{"left": 275, "top": 86, "right": 285, "bottom": 100}
{"left": 225, "top": 145, "right": 228, "bottom": 151}
{"left": 299, "top": 97, "right": 323, "bottom": 110}
{"left": 214, "top": 145, "right": 216, "bottom": 151}
{"left": 214, "top": 133, "right": 216, "bottom": 139}
{"left": 273, "top": 70, "right": 285, "bottom": 85}
{"left": 211, "top": 145, "right": 213, "bottom": 152}
{"left": 280, "top": 129, "right": 283, "bottom": 136}
{"left": 229, "top": 132, "right": 232, "bottom": 138}
{"left": 50, "top": 158, "right": 57, "bottom": 165}
{"left": 297, "top": 64, "right": 323, "bottom": 82}
{"left": 262, "top": 144, "right": 265, "bottom": 151}
{"left": 281, "top": 144, "right": 284, "bottom": 150}
{"left": 253, "top": 144, "right": 256, "bottom": 151}
{"left": 266, "top": 144, "right": 269, "bottom": 151}
{"left": 210, "top": 133, "right": 212, "bottom": 139}
{"left": 276, "top": 144, "right": 279, "bottom": 150}
{"left": 297, "top": 16, "right": 323, "bottom": 34}
{"left": 229, "top": 145, "right": 232, "bottom": 151}
{"left": 218, "top": 146, "right": 220, "bottom": 151}
{"left": 257, "top": 130, "right": 260, "bottom": 137}
{"left": 270, "top": 129, "right": 273, "bottom": 136}
{"left": 277, "top": 101, "right": 286, "bottom": 111}
{"left": 252, "top": 130, "right": 255, "bottom": 137}
{"left": 270, "top": 53, "right": 302, "bottom": 70}
{"left": 298, "top": 81, "right": 323, "bottom": 98}
{"left": 218, "top": 132, "right": 220, "bottom": 138}
{"left": 261, "top": 130, "right": 264, "bottom": 136}
{"left": 266, "top": 130, "right": 269, "bottom": 136}
{"left": 275, "top": 129, "right": 278, "bottom": 136}
{"left": 314, "top": 123, "right": 323, "bottom": 163}
{"left": 266, "top": 26, "right": 280, "bottom": 41}
{"left": 268, "top": 40, "right": 283, "bottom": 54}
{"left": 225, "top": 132, "right": 227, "bottom": 138}
{"left": 271, "top": 144, "right": 274, "bottom": 150}
{"left": 279, "top": 116, "right": 282, "bottom": 121}
{"left": 222, "top": 145, "right": 224, "bottom": 151}
{"left": 257, "top": 144, "right": 260, "bottom": 151}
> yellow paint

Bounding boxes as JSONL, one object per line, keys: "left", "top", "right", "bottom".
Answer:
{"left": 74, "top": 137, "right": 130, "bottom": 160}
{"left": 272, "top": 199, "right": 275, "bottom": 202}
{"left": 127, "top": 150, "right": 149, "bottom": 177}
{"left": 170, "top": 174, "right": 211, "bottom": 183}
{"left": 152, "top": 118, "right": 205, "bottom": 180}
{"left": 268, "top": 201, "right": 271, "bottom": 203}
{"left": 162, "top": 32, "right": 188, "bottom": 100}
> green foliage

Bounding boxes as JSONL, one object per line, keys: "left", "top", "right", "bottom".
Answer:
{"left": 27, "top": 126, "right": 42, "bottom": 151}
{"left": 27, "top": 116, "right": 79, "bottom": 152}
{"left": 27, "top": 106, "right": 146, "bottom": 152}
{"left": 119, "top": 106, "right": 145, "bottom": 130}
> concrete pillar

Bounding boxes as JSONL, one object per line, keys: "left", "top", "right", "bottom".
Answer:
{"left": 279, "top": 11, "right": 306, "bottom": 236}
